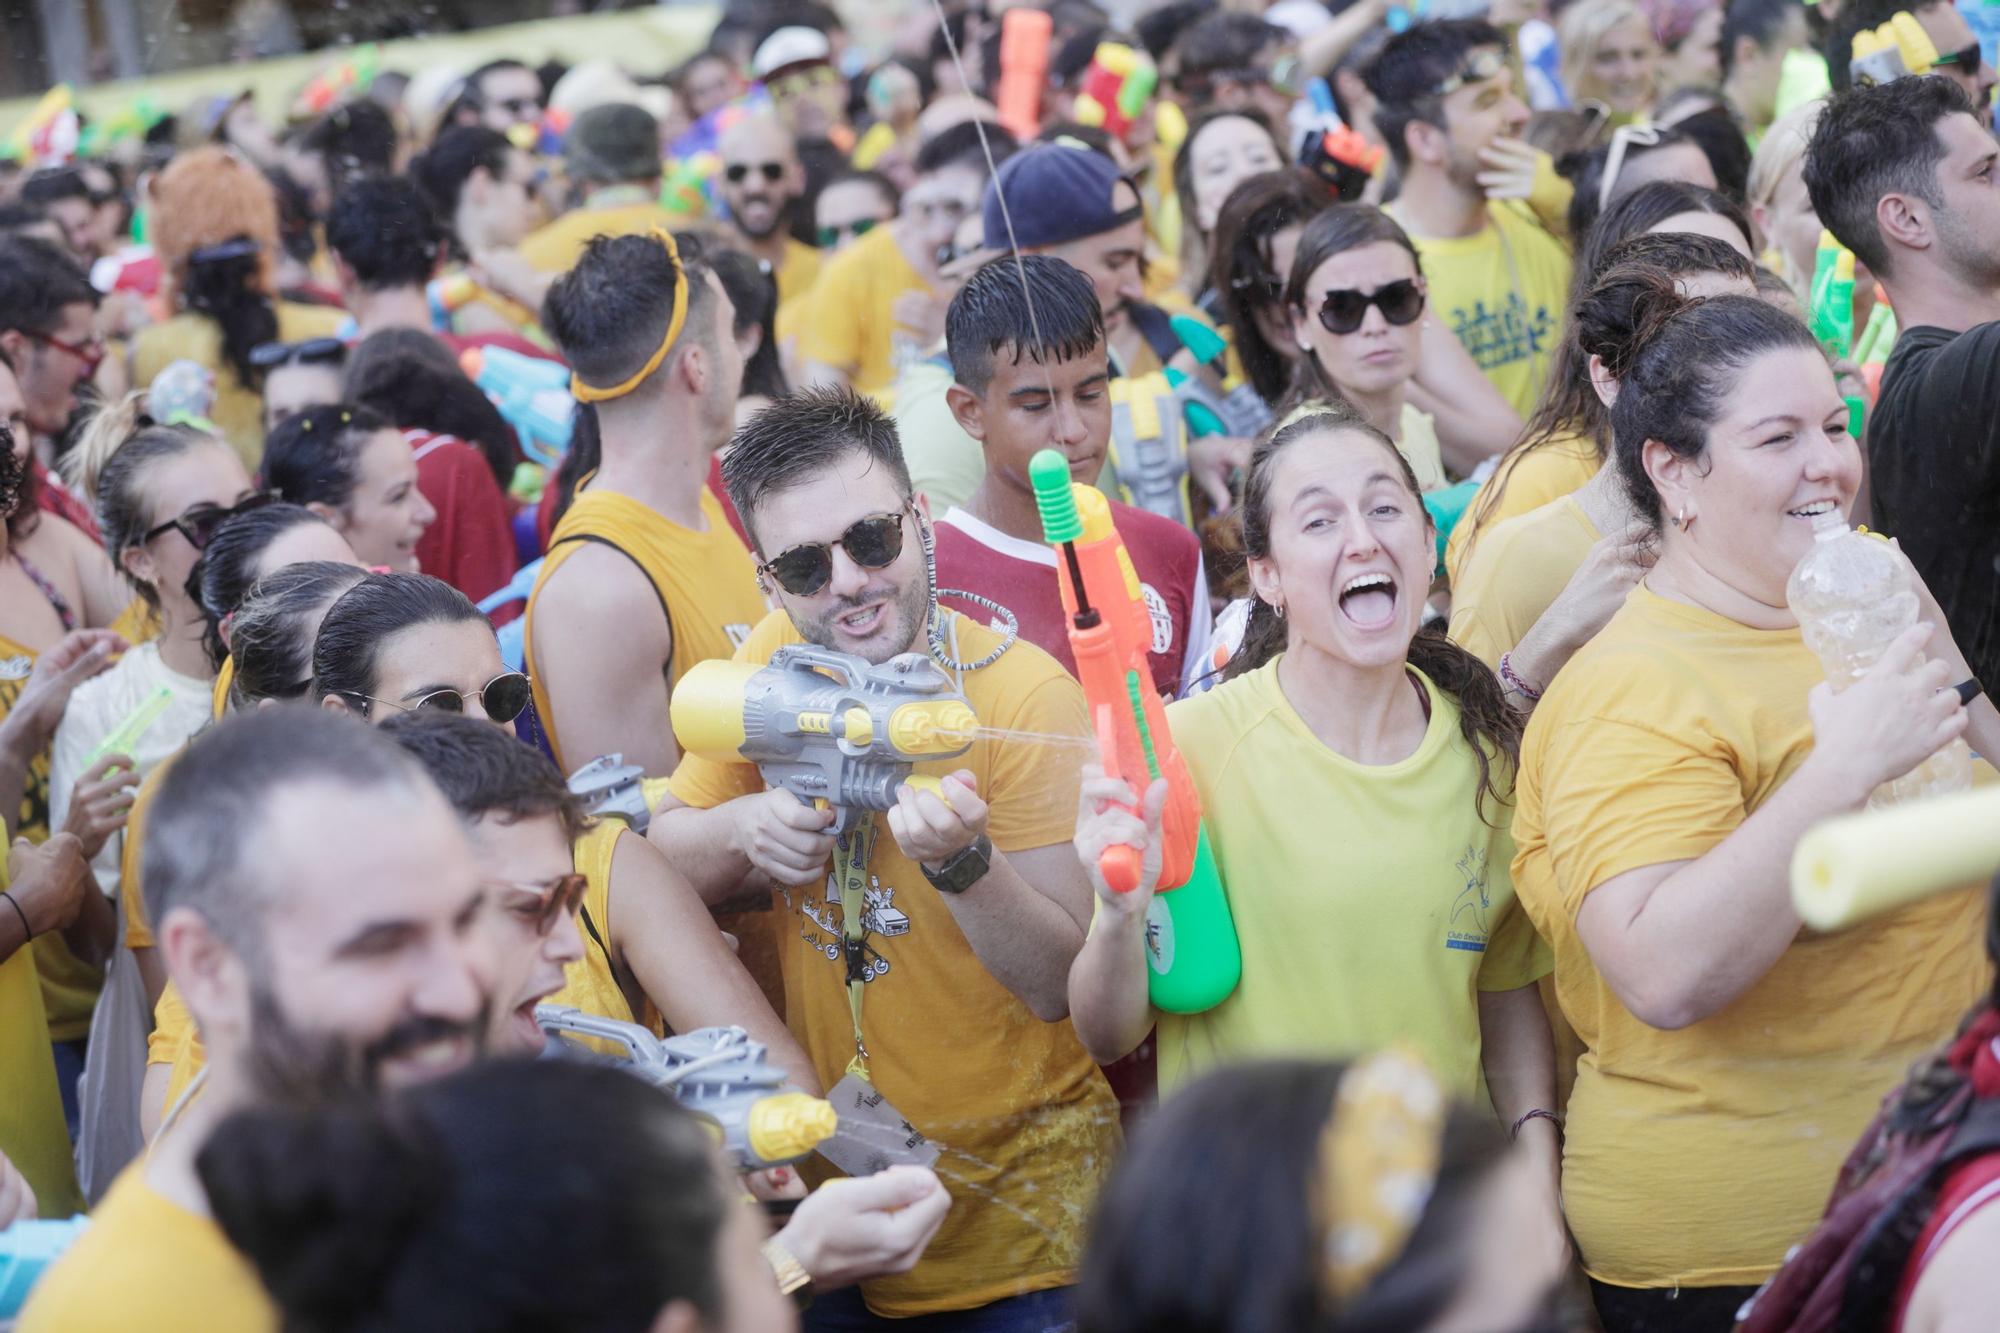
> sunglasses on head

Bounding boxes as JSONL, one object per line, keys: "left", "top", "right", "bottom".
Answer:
{"left": 141, "top": 490, "right": 278, "bottom": 550}
{"left": 1315, "top": 279, "right": 1425, "bottom": 335}
{"left": 1932, "top": 42, "right": 1984, "bottom": 70}
{"left": 758, "top": 508, "right": 909, "bottom": 597}
{"left": 490, "top": 872, "right": 588, "bottom": 935}
{"left": 248, "top": 336, "right": 345, "bottom": 371}
{"left": 342, "top": 671, "right": 534, "bottom": 724}
{"left": 726, "top": 161, "right": 786, "bottom": 184}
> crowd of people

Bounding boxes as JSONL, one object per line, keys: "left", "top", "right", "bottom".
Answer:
{"left": 0, "top": 0, "right": 1998, "bottom": 1328}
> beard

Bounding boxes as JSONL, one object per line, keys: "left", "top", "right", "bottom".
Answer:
{"left": 795, "top": 573, "right": 933, "bottom": 665}
{"left": 241, "top": 974, "right": 490, "bottom": 1104}
{"left": 730, "top": 192, "right": 791, "bottom": 241}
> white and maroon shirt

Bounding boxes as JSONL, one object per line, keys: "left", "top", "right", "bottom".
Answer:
{"left": 934, "top": 504, "right": 1213, "bottom": 701}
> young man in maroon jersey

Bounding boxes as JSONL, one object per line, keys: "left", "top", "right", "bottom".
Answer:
{"left": 933, "top": 254, "right": 1213, "bottom": 701}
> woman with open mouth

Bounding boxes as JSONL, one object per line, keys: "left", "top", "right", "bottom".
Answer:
{"left": 1070, "top": 402, "right": 1569, "bottom": 1274}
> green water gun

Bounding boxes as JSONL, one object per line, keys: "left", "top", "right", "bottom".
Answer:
{"left": 88, "top": 685, "right": 175, "bottom": 769}
{"left": 1809, "top": 229, "right": 1867, "bottom": 439}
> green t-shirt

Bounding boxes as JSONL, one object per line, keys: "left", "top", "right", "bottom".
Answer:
{"left": 1156, "top": 658, "right": 1549, "bottom": 1101}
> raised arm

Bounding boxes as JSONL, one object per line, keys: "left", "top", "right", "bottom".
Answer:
{"left": 1065, "top": 770, "right": 1165, "bottom": 1063}
{"left": 1409, "top": 316, "right": 1527, "bottom": 474}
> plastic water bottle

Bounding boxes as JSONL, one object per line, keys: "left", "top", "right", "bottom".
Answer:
{"left": 1787, "top": 512, "right": 1971, "bottom": 808}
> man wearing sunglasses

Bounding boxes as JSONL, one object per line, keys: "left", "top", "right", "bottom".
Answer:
{"left": 1364, "top": 20, "right": 1572, "bottom": 418}
{"left": 528, "top": 229, "right": 761, "bottom": 780}
{"left": 656, "top": 385, "right": 1120, "bottom": 1330}
{"left": 452, "top": 58, "right": 547, "bottom": 136}
{"left": 0, "top": 236, "right": 103, "bottom": 459}
{"left": 717, "top": 114, "right": 822, "bottom": 316}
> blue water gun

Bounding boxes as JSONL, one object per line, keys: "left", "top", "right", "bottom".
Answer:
{"left": 459, "top": 344, "right": 573, "bottom": 469}
{"left": 1, "top": 1217, "right": 89, "bottom": 1319}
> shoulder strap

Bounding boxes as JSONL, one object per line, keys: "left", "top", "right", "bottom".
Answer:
{"left": 548, "top": 531, "right": 677, "bottom": 678}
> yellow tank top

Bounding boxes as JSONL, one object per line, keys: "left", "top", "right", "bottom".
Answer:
{"left": 0, "top": 835, "right": 83, "bottom": 1219}
{"left": 524, "top": 486, "right": 764, "bottom": 771}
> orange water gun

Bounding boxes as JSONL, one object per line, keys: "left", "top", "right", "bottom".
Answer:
{"left": 1030, "top": 450, "right": 1239, "bottom": 1013}
{"left": 996, "top": 9, "right": 1053, "bottom": 141}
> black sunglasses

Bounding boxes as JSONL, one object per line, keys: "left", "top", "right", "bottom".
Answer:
{"left": 1315, "top": 279, "right": 1425, "bottom": 335}
{"left": 1932, "top": 42, "right": 1984, "bottom": 70}
{"left": 342, "top": 671, "right": 534, "bottom": 724}
{"left": 726, "top": 161, "right": 786, "bottom": 184}
{"left": 758, "top": 509, "right": 908, "bottom": 597}
{"left": 141, "top": 491, "right": 279, "bottom": 551}
{"left": 249, "top": 337, "right": 345, "bottom": 371}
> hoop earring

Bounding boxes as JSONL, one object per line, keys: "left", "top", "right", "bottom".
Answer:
{"left": 1274, "top": 601, "right": 1286, "bottom": 620}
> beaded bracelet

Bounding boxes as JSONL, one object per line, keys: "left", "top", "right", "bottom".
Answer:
{"left": 1497, "top": 652, "right": 1543, "bottom": 703}
{"left": 1511, "top": 1108, "right": 1563, "bottom": 1141}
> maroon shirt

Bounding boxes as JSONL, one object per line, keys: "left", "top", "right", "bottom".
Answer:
{"left": 405, "top": 429, "right": 519, "bottom": 620}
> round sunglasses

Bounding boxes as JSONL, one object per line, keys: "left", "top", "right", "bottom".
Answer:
{"left": 342, "top": 671, "right": 534, "bottom": 724}
{"left": 758, "top": 509, "right": 908, "bottom": 597}
{"left": 1315, "top": 279, "right": 1425, "bottom": 336}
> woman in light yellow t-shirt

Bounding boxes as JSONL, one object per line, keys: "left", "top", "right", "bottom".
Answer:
{"left": 1450, "top": 233, "right": 1759, "bottom": 681}
{"left": 1070, "top": 408, "right": 1565, "bottom": 1256}
{"left": 1510, "top": 289, "right": 1999, "bottom": 1331}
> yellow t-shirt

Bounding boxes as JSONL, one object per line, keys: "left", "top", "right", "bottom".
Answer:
{"left": 17, "top": 1162, "right": 275, "bottom": 1332}
{"left": 1157, "top": 659, "right": 1547, "bottom": 1101}
{"left": 1445, "top": 430, "right": 1601, "bottom": 584}
{"left": 1397, "top": 402, "right": 1449, "bottom": 493}
{"left": 517, "top": 199, "right": 686, "bottom": 274}
{"left": 666, "top": 609, "right": 1120, "bottom": 1317}
{"left": 1448, "top": 496, "right": 1602, "bottom": 669}
{"left": 1511, "top": 586, "right": 1989, "bottom": 1289}
{"left": 794, "top": 223, "right": 929, "bottom": 398}
{"left": 132, "top": 302, "right": 345, "bottom": 472}
{"left": 120, "top": 753, "right": 176, "bottom": 951}
{"left": 0, "top": 825, "right": 83, "bottom": 1220}
{"left": 775, "top": 237, "right": 822, "bottom": 312}
{"left": 1407, "top": 203, "right": 1571, "bottom": 419}
{"left": 524, "top": 486, "right": 764, "bottom": 772}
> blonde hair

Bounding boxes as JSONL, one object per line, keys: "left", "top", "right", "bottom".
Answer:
{"left": 63, "top": 391, "right": 230, "bottom": 606}
{"left": 1745, "top": 99, "right": 1826, "bottom": 295}
{"left": 147, "top": 146, "right": 281, "bottom": 312}
{"left": 1559, "top": 0, "right": 1657, "bottom": 108}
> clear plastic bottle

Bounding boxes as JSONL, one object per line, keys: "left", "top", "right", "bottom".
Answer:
{"left": 1786, "top": 511, "right": 1971, "bottom": 808}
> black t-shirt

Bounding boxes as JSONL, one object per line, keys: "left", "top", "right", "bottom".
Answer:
{"left": 1869, "top": 322, "right": 2000, "bottom": 688}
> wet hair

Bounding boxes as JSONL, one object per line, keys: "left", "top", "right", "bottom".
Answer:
{"left": 1573, "top": 233, "right": 1762, "bottom": 385}
{"left": 143, "top": 705, "right": 429, "bottom": 958}
{"left": 1561, "top": 125, "right": 1710, "bottom": 236}
{"left": 1804, "top": 77, "right": 1970, "bottom": 279}
{"left": 915, "top": 119, "right": 1016, "bottom": 178}
{"left": 1230, "top": 406, "right": 1521, "bottom": 819}
{"left": 198, "top": 1060, "right": 730, "bottom": 1333}
{"left": 1075, "top": 1057, "right": 1510, "bottom": 1333}
{"left": 343, "top": 328, "right": 517, "bottom": 486}
{"left": 263, "top": 403, "right": 393, "bottom": 513}
{"left": 410, "top": 126, "right": 515, "bottom": 253}
{"left": 312, "top": 571, "right": 489, "bottom": 714}
{"left": 225, "top": 561, "right": 368, "bottom": 707}
{"left": 1720, "top": 0, "right": 1798, "bottom": 80}
{"left": 1281, "top": 204, "right": 1424, "bottom": 410}
{"left": 191, "top": 502, "right": 340, "bottom": 671}
{"left": 379, "top": 710, "right": 588, "bottom": 842}
{"left": 1171, "top": 12, "right": 1288, "bottom": 98}
{"left": 707, "top": 247, "right": 789, "bottom": 402}
{"left": 1606, "top": 286, "right": 1820, "bottom": 526}
{"left": 325, "top": 176, "right": 443, "bottom": 293}
{"left": 1363, "top": 19, "right": 1510, "bottom": 170}
{"left": 1462, "top": 181, "right": 1751, "bottom": 547}
{"left": 0, "top": 233, "right": 99, "bottom": 338}
{"left": 1209, "top": 170, "right": 1341, "bottom": 407}
{"left": 947, "top": 254, "right": 1106, "bottom": 396}
{"left": 543, "top": 230, "right": 719, "bottom": 394}
{"left": 64, "top": 393, "right": 234, "bottom": 609}
{"left": 724, "top": 384, "right": 911, "bottom": 551}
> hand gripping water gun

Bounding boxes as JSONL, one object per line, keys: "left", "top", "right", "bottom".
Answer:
{"left": 459, "top": 344, "right": 573, "bottom": 468}
{"left": 428, "top": 272, "right": 548, "bottom": 347}
{"left": 568, "top": 753, "right": 654, "bottom": 834}
{"left": 1791, "top": 784, "right": 2000, "bottom": 931}
{"left": 0, "top": 1217, "right": 90, "bottom": 1320}
{"left": 535, "top": 1009, "right": 838, "bottom": 1170}
{"left": 1071, "top": 43, "right": 1158, "bottom": 144}
{"left": 1168, "top": 313, "right": 1274, "bottom": 440}
{"left": 1294, "top": 80, "right": 1381, "bottom": 203}
{"left": 1030, "top": 451, "right": 1241, "bottom": 1013}
{"left": 670, "top": 646, "right": 979, "bottom": 835}
{"left": 1808, "top": 229, "right": 1868, "bottom": 439}
{"left": 997, "top": 8, "right": 1055, "bottom": 140}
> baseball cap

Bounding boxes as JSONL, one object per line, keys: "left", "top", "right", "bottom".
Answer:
{"left": 753, "top": 27, "right": 834, "bottom": 81}
{"left": 980, "top": 139, "right": 1142, "bottom": 252}
{"left": 564, "top": 102, "right": 662, "bottom": 184}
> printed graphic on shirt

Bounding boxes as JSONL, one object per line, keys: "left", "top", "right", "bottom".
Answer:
{"left": 1142, "top": 583, "right": 1173, "bottom": 655}
{"left": 1447, "top": 292, "right": 1555, "bottom": 378}
{"left": 1446, "top": 845, "right": 1491, "bottom": 953}
{"left": 788, "top": 865, "right": 911, "bottom": 983}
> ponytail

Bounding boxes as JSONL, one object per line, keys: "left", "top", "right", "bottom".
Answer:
{"left": 183, "top": 238, "right": 279, "bottom": 390}
{"left": 224, "top": 561, "right": 367, "bottom": 708}
{"left": 1409, "top": 626, "right": 1521, "bottom": 823}
{"left": 549, "top": 400, "right": 601, "bottom": 529}
{"left": 64, "top": 392, "right": 227, "bottom": 609}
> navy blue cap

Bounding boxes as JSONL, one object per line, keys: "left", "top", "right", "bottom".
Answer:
{"left": 980, "top": 140, "right": 1143, "bottom": 251}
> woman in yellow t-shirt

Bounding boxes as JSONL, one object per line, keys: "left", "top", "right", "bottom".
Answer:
{"left": 1510, "top": 288, "right": 1999, "bottom": 1331}
{"left": 1450, "top": 232, "right": 1756, "bottom": 681}
{"left": 1448, "top": 180, "right": 1754, "bottom": 582}
{"left": 1070, "top": 406, "right": 1565, "bottom": 1258}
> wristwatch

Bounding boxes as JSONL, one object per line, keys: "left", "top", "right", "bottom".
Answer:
{"left": 922, "top": 835, "right": 992, "bottom": 895}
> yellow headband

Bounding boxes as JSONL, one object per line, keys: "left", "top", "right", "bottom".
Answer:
{"left": 1315, "top": 1048, "right": 1448, "bottom": 1308}
{"left": 570, "top": 228, "right": 691, "bottom": 404}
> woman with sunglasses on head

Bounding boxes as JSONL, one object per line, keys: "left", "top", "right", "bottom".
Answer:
{"left": 1560, "top": 122, "right": 1719, "bottom": 239}
{"left": 1070, "top": 405, "right": 1564, "bottom": 1271}
{"left": 262, "top": 403, "right": 437, "bottom": 575}
{"left": 255, "top": 336, "right": 346, "bottom": 435}
{"left": 1446, "top": 180, "right": 1752, "bottom": 582}
{"left": 1509, "top": 281, "right": 1998, "bottom": 1331}
{"left": 132, "top": 147, "right": 344, "bottom": 468}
